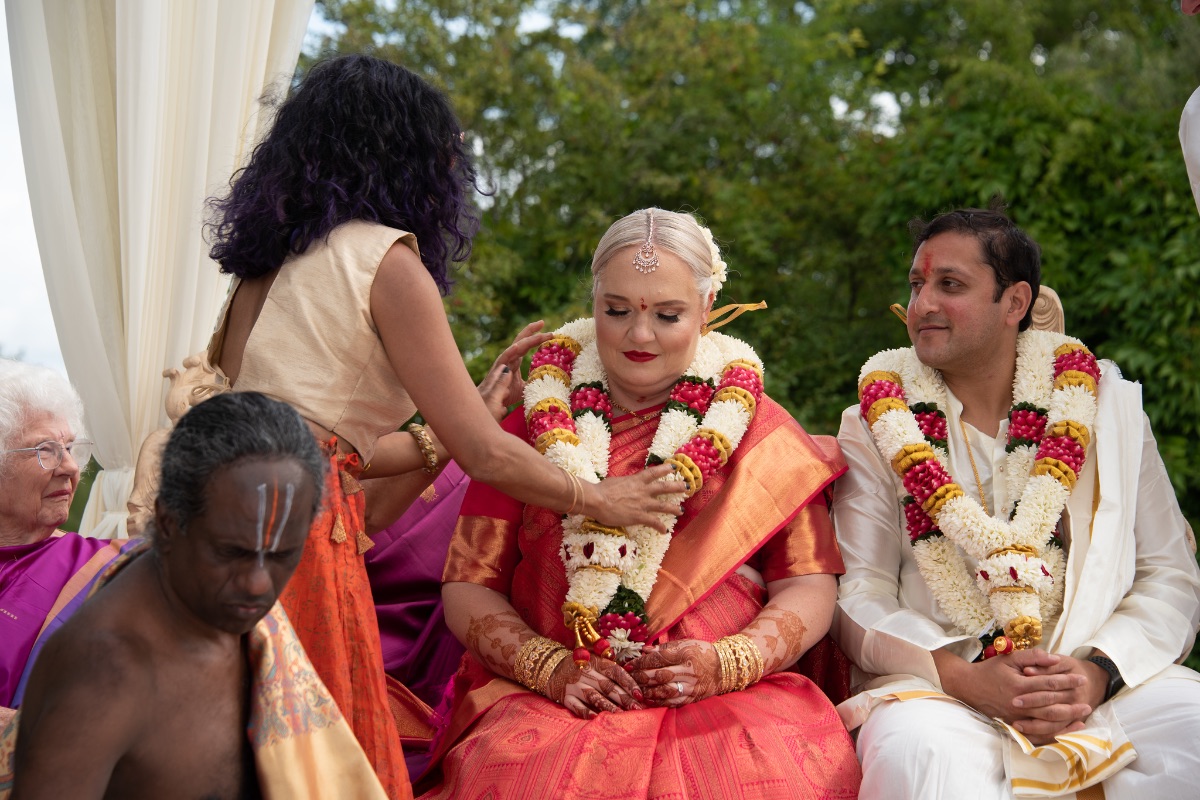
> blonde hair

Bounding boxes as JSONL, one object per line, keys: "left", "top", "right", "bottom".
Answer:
{"left": 591, "top": 208, "right": 725, "bottom": 301}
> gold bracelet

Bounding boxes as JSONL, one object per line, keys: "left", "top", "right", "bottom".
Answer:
{"left": 514, "top": 636, "right": 562, "bottom": 690}
{"left": 564, "top": 469, "right": 580, "bottom": 515}
{"left": 407, "top": 423, "right": 439, "bottom": 475}
{"left": 710, "top": 638, "right": 729, "bottom": 695}
{"left": 534, "top": 647, "right": 572, "bottom": 697}
{"left": 714, "top": 634, "right": 764, "bottom": 693}
{"left": 575, "top": 473, "right": 587, "bottom": 518}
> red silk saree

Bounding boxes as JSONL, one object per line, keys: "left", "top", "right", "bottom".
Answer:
{"left": 421, "top": 397, "right": 861, "bottom": 799}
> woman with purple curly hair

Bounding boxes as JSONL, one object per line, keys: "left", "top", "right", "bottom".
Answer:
{"left": 204, "top": 55, "right": 683, "bottom": 795}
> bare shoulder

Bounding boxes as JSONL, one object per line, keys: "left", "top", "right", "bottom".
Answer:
{"left": 13, "top": 613, "right": 152, "bottom": 798}
{"left": 370, "top": 239, "right": 451, "bottom": 337}
{"left": 371, "top": 238, "right": 437, "bottom": 298}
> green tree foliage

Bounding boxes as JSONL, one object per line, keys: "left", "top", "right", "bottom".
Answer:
{"left": 309, "top": 0, "right": 1200, "bottom": 663}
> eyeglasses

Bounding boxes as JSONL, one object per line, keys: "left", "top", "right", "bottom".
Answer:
{"left": 3, "top": 440, "right": 94, "bottom": 470}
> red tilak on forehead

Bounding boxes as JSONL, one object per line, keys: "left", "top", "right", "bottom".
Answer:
{"left": 920, "top": 251, "right": 933, "bottom": 278}
{"left": 640, "top": 298, "right": 647, "bottom": 311}
{"left": 263, "top": 482, "right": 280, "bottom": 550}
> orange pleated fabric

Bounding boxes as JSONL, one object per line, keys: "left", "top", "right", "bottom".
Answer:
{"left": 279, "top": 446, "right": 410, "bottom": 800}
{"left": 421, "top": 575, "right": 860, "bottom": 799}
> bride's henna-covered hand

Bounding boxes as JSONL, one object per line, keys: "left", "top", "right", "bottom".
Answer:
{"left": 547, "top": 656, "right": 645, "bottom": 719}
{"left": 627, "top": 640, "right": 721, "bottom": 707}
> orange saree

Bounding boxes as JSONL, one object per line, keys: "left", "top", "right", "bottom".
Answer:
{"left": 420, "top": 397, "right": 861, "bottom": 799}
{"left": 279, "top": 445, "right": 410, "bottom": 800}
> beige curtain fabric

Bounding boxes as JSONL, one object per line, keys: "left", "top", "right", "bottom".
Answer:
{"left": 6, "top": 0, "right": 314, "bottom": 537}
{"left": 1184, "top": 87, "right": 1200, "bottom": 219}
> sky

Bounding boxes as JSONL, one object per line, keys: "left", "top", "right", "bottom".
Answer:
{"left": 0, "top": 4, "right": 61, "bottom": 372}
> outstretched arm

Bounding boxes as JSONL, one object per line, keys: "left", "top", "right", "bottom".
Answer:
{"left": 361, "top": 320, "right": 549, "bottom": 533}
{"left": 372, "top": 243, "right": 685, "bottom": 532}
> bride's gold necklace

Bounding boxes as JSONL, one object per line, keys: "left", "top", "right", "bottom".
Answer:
{"left": 610, "top": 400, "right": 663, "bottom": 425}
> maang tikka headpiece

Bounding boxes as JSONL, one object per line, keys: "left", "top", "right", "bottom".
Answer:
{"left": 632, "top": 209, "right": 660, "bottom": 273}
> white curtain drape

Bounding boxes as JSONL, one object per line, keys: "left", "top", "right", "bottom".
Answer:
{"left": 1183, "top": 87, "right": 1200, "bottom": 218}
{"left": 6, "top": 0, "right": 314, "bottom": 538}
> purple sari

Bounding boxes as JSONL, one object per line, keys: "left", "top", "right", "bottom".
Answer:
{"left": 366, "top": 461, "right": 469, "bottom": 709}
{"left": 1, "top": 532, "right": 133, "bottom": 708}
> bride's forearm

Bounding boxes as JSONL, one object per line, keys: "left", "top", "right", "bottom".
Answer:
{"left": 443, "top": 581, "right": 541, "bottom": 681}
{"left": 739, "top": 574, "right": 837, "bottom": 674}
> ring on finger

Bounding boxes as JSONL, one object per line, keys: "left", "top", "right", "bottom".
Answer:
{"left": 675, "top": 681, "right": 685, "bottom": 695}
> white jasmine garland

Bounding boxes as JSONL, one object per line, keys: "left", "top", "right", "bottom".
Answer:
{"left": 526, "top": 318, "right": 762, "bottom": 659}
{"left": 575, "top": 413, "right": 613, "bottom": 478}
{"left": 605, "top": 628, "right": 644, "bottom": 661}
{"left": 1003, "top": 445, "right": 1038, "bottom": 516}
{"left": 524, "top": 375, "right": 571, "bottom": 409}
{"left": 1048, "top": 384, "right": 1099, "bottom": 429}
{"left": 912, "top": 537, "right": 994, "bottom": 635}
{"left": 1039, "top": 546, "right": 1067, "bottom": 621}
{"left": 653, "top": 407, "right": 702, "bottom": 458}
{"left": 873, "top": 409, "right": 928, "bottom": 467}
{"left": 685, "top": 334, "right": 724, "bottom": 380}
{"left": 700, "top": 400, "right": 753, "bottom": 451}
{"left": 859, "top": 330, "right": 1098, "bottom": 643}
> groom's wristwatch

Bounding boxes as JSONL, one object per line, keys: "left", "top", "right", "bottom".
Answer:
{"left": 1086, "top": 655, "right": 1125, "bottom": 703}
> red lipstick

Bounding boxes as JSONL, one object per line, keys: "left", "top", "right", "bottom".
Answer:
{"left": 623, "top": 351, "right": 657, "bottom": 362}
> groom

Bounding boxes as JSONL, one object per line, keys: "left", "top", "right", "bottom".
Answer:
{"left": 831, "top": 202, "right": 1200, "bottom": 798}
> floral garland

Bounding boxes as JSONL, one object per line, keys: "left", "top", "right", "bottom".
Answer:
{"left": 523, "top": 318, "right": 764, "bottom": 664}
{"left": 857, "top": 330, "right": 1100, "bottom": 654}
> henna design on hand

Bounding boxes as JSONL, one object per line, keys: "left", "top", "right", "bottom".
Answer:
{"left": 744, "top": 608, "right": 808, "bottom": 673}
{"left": 592, "top": 657, "right": 644, "bottom": 708}
{"left": 465, "top": 611, "right": 529, "bottom": 677}
{"left": 629, "top": 640, "right": 720, "bottom": 704}
{"left": 544, "top": 657, "right": 578, "bottom": 704}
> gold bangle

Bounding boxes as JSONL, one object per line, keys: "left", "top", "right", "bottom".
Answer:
{"left": 514, "top": 636, "right": 561, "bottom": 690}
{"left": 714, "top": 638, "right": 735, "bottom": 694}
{"left": 575, "top": 473, "right": 587, "bottom": 518}
{"left": 564, "top": 469, "right": 580, "bottom": 515}
{"left": 407, "top": 423, "right": 439, "bottom": 475}
{"left": 534, "top": 647, "right": 572, "bottom": 698}
{"left": 714, "top": 634, "right": 764, "bottom": 693}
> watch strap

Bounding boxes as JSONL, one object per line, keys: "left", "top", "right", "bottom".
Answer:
{"left": 1087, "top": 655, "right": 1125, "bottom": 703}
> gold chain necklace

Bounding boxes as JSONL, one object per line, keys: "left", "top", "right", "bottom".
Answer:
{"left": 957, "top": 416, "right": 991, "bottom": 517}
{"left": 610, "top": 400, "right": 663, "bottom": 425}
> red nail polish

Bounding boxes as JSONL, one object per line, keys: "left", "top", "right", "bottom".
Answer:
{"left": 633, "top": 689, "right": 644, "bottom": 701}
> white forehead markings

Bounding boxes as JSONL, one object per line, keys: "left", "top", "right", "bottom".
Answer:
{"left": 254, "top": 481, "right": 296, "bottom": 566}
{"left": 270, "top": 483, "right": 295, "bottom": 553}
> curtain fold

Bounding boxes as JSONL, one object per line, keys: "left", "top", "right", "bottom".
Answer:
{"left": 1183, "top": 87, "right": 1200, "bottom": 219}
{"left": 6, "top": 0, "right": 314, "bottom": 538}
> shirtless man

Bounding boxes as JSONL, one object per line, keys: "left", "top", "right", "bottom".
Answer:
{"left": 10, "top": 392, "right": 324, "bottom": 799}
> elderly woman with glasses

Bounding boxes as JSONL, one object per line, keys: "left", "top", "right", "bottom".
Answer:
{"left": 0, "top": 359, "right": 130, "bottom": 724}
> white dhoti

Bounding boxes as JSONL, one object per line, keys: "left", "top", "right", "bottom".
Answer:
{"left": 854, "top": 676, "right": 1200, "bottom": 800}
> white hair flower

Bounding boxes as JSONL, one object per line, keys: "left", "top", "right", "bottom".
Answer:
{"left": 699, "top": 224, "right": 728, "bottom": 296}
